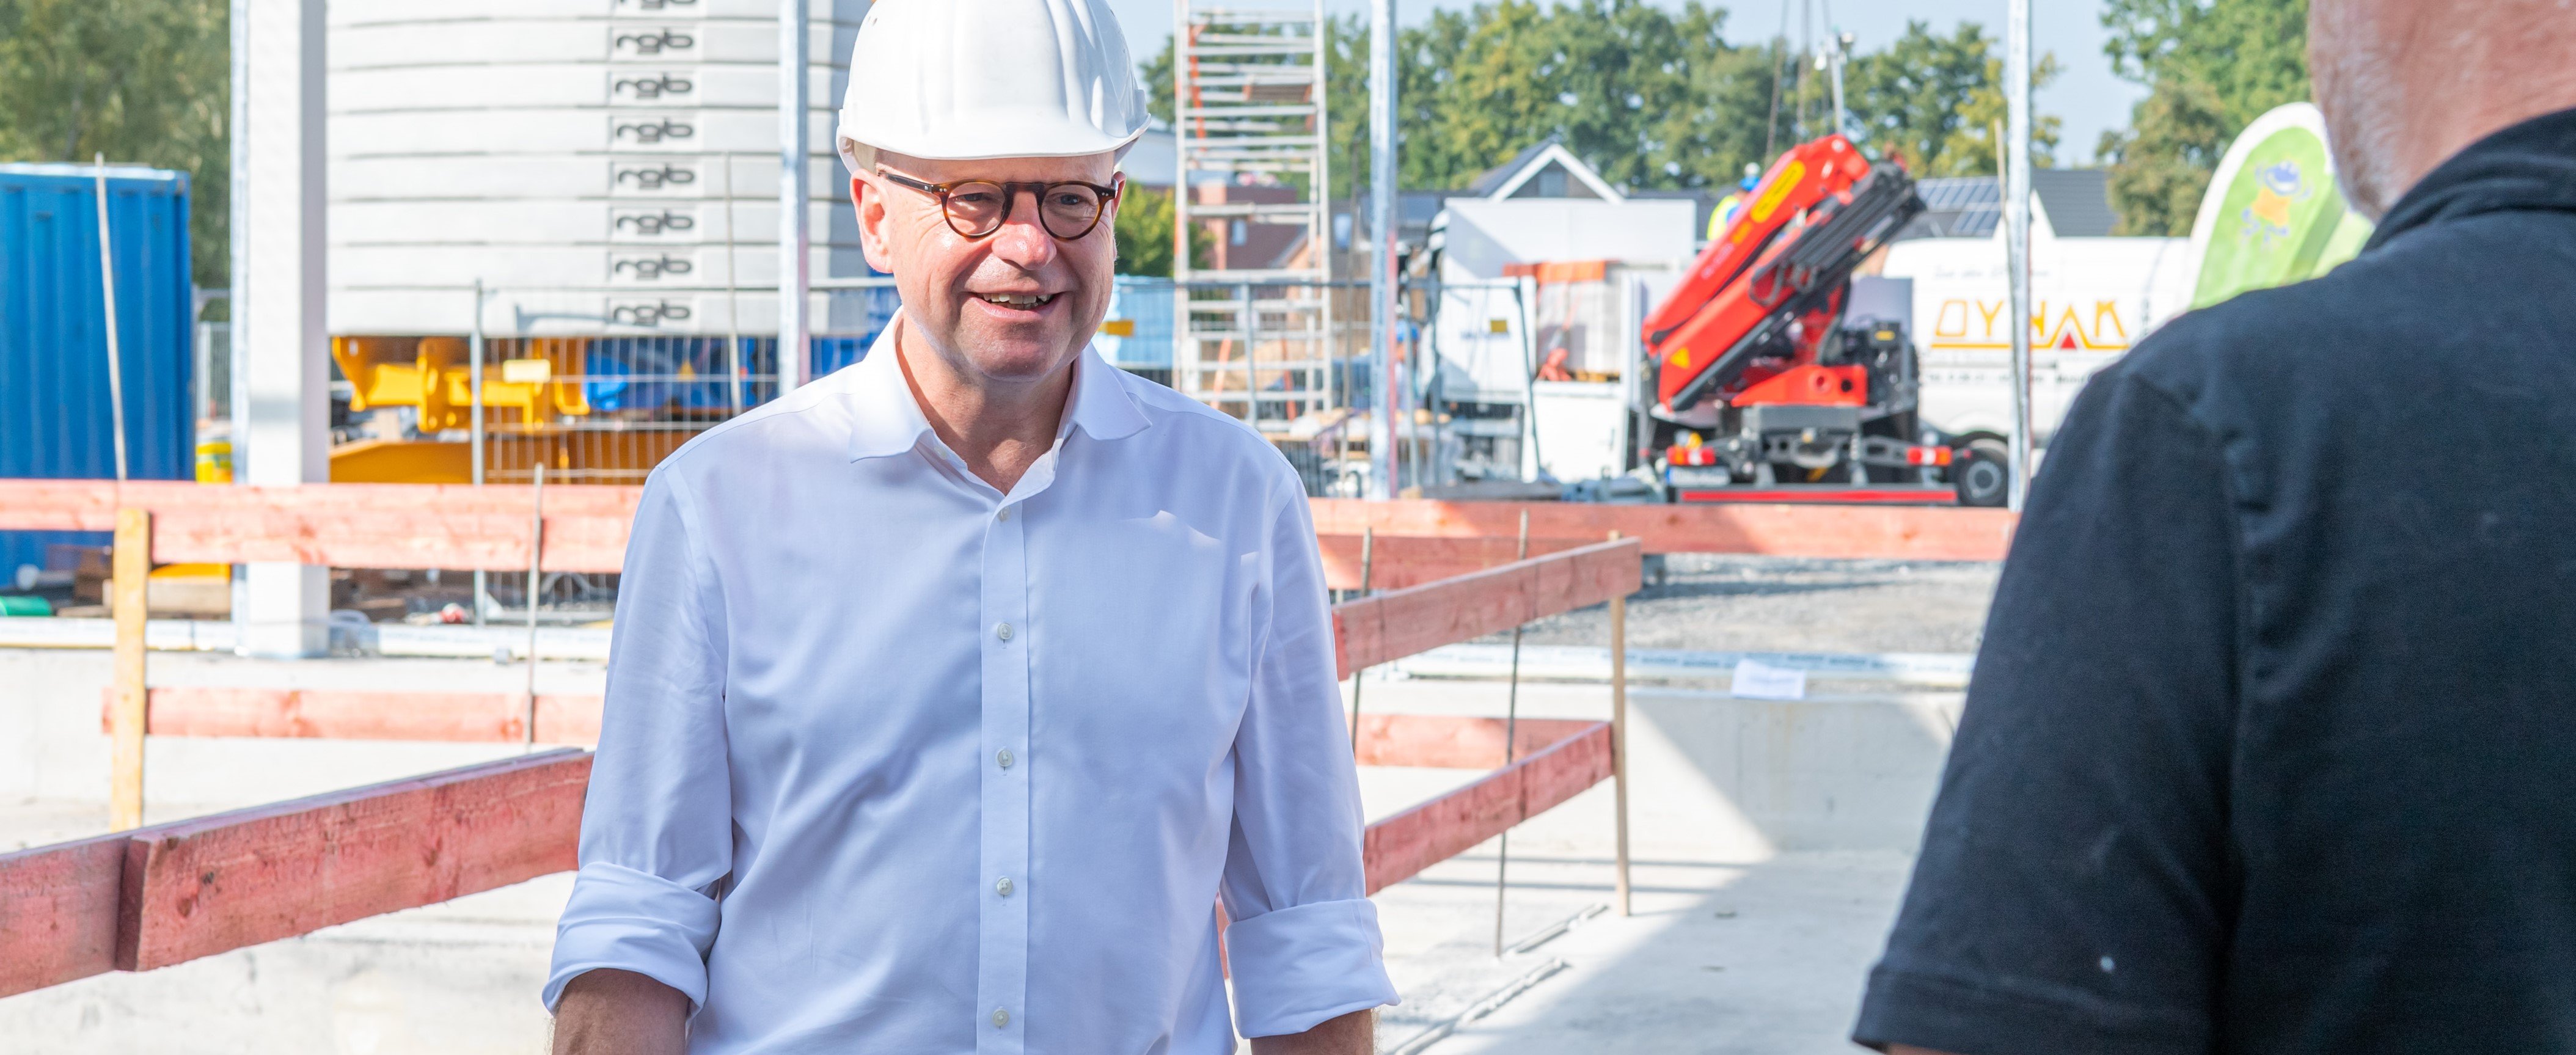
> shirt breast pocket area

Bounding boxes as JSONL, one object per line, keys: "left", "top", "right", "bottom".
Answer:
{"left": 1036, "top": 513, "right": 1253, "bottom": 731}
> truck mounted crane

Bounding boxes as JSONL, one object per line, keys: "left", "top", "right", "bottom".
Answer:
{"left": 1639, "top": 134, "right": 2002, "bottom": 505}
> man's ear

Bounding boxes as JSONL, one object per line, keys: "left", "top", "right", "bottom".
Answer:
{"left": 854, "top": 175, "right": 896, "bottom": 274}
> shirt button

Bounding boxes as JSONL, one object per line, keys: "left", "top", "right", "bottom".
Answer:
{"left": 992, "top": 1008, "right": 1010, "bottom": 1028}
{"left": 996, "top": 876, "right": 1015, "bottom": 897}
{"left": 997, "top": 506, "right": 1012, "bottom": 522}
{"left": 995, "top": 622, "right": 1014, "bottom": 642}
{"left": 997, "top": 748, "right": 1014, "bottom": 770}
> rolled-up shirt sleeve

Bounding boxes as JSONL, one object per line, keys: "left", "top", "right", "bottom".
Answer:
{"left": 1219, "top": 472, "right": 1400, "bottom": 1038}
{"left": 543, "top": 470, "right": 733, "bottom": 1013}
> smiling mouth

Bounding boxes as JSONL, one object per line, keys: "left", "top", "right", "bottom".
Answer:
{"left": 977, "top": 293, "right": 1057, "bottom": 308}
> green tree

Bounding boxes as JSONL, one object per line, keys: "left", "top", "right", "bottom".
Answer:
{"left": 0, "top": 0, "right": 230, "bottom": 286}
{"left": 1144, "top": 0, "right": 2025, "bottom": 205}
{"left": 2097, "top": 78, "right": 2232, "bottom": 235}
{"left": 1111, "top": 183, "right": 1211, "bottom": 277}
{"left": 1846, "top": 21, "right": 2063, "bottom": 177}
{"left": 2097, "top": 0, "right": 2309, "bottom": 233}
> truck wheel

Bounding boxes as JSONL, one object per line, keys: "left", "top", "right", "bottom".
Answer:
{"left": 1953, "top": 443, "right": 2010, "bottom": 507}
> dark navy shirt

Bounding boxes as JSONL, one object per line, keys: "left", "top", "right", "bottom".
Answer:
{"left": 1854, "top": 109, "right": 2576, "bottom": 1054}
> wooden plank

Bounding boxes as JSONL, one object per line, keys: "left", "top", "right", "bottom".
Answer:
{"left": 1317, "top": 534, "right": 1593, "bottom": 591}
{"left": 1353, "top": 713, "right": 1597, "bottom": 770}
{"left": 0, "top": 481, "right": 2010, "bottom": 571}
{"left": 1312, "top": 497, "right": 2017, "bottom": 561}
{"left": 111, "top": 688, "right": 605, "bottom": 745}
{"left": 0, "top": 481, "right": 634, "bottom": 572}
{"left": 1361, "top": 721, "right": 1613, "bottom": 895}
{"left": 115, "top": 749, "right": 591, "bottom": 971}
{"left": 109, "top": 509, "right": 150, "bottom": 831}
{"left": 0, "top": 834, "right": 130, "bottom": 996}
{"left": 1331, "top": 538, "right": 1642, "bottom": 678}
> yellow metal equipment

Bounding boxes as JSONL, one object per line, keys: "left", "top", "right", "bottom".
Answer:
{"left": 329, "top": 336, "right": 686, "bottom": 483}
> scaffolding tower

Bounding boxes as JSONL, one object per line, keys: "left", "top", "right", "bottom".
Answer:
{"left": 1172, "top": 0, "right": 1337, "bottom": 429}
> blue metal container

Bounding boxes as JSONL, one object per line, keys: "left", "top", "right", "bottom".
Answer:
{"left": 0, "top": 163, "right": 196, "bottom": 581}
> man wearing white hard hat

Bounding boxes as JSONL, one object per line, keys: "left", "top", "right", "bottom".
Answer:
{"left": 541, "top": 0, "right": 1396, "bottom": 1051}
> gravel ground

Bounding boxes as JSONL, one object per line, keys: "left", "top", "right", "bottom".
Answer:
{"left": 1485, "top": 554, "right": 2003, "bottom": 655}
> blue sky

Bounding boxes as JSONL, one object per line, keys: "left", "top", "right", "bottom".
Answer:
{"left": 1105, "top": 0, "right": 2154, "bottom": 165}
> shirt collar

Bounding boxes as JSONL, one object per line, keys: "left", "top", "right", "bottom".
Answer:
{"left": 843, "top": 313, "right": 1151, "bottom": 463}
{"left": 2365, "top": 106, "right": 2576, "bottom": 253}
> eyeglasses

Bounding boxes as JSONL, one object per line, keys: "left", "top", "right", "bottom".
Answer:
{"left": 875, "top": 169, "right": 1122, "bottom": 241}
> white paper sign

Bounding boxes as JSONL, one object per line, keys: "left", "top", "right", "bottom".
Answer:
{"left": 1730, "top": 658, "right": 1809, "bottom": 700}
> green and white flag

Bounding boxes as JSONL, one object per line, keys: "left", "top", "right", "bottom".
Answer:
{"left": 2183, "top": 102, "right": 2376, "bottom": 310}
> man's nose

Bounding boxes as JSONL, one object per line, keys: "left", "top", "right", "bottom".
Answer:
{"left": 987, "top": 189, "right": 1058, "bottom": 266}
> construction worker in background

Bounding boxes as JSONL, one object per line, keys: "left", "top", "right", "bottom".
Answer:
{"left": 541, "top": 0, "right": 1395, "bottom": 1051}
{"left": 1854, "top": 1, "right": 2576, "bottom": 1053}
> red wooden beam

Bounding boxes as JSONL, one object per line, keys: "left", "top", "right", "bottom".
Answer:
{"left": 111, "top": 688, "right": 605, "bottom": 745}
{"left": 4, "top": 712, "right": 1604, "bottom": 988}
{"left": 0, "top": 833, "right": 130, "bottom": 996}
{"left": 1331, "top": 537, "right": 1643, "bottom": 678}
{"left": 121, "top": 692, "right": 1579, "bottom": 778}
{"left": 1361, "top": 721, "right": 1613, "bottom": 895}
{"left": 1353, "top": 713, "right": 1597, "bottom": 769}
{"left": 1312, "top": 497, "right": 2016, "bottom": 561}
{"left": 0, "top": 480, "right": 634, "bottom": 572}
{"left": 115, "top": 750, "right": 590, "bottom": 971}
{"left": 0, "top": 481, "right": 2008, "bottom": 572}
{"left": 1317, "top": 534, "right": 1599, "bottom": 591}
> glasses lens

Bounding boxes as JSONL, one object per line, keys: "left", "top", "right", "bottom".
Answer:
{"left": 1038, "top": 184, "right": 1107, "bottom": 239}
{"left": 943, "top": 181, "right": 1009, "bottom": 238}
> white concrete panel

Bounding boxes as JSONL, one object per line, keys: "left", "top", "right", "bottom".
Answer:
{"left": 332, "top": 18, "right": 850, "bottom": 66}
{"left": 329, "top": 240, "right": 856, "bottom": 290}
{"left": 331, "top": 198, "right": 847, "bottom": 247}
{"left": 331, "top": 106, "right": 836, "bottom": 157}
{"left": 331, "top": 64, "right": 835, "bottom": 112}
{"left": 329, "top": 0, "right": 867, "bottom": 26}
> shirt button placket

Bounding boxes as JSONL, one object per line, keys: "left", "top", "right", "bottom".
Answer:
{"left": 977, "top": 498, "right": 1031, "bottom": 1054}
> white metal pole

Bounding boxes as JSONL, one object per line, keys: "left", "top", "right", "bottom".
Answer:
{"left": 93, "top": 155, "right": 130, "bottom": 483}
{"left": 227, "top": 0, "right": 250, "bottom": 643}
{"left": 470, "top": 279, "right": 488, "bottom": 625}
{"left": 1368, "top": 0, "right": 1398, "bottom": 500}
{"left": 2004, "top": 0, "right": 2034, "bottom": 511}
{"left": 723, "top": 151, "right": 745, "bottom": 413}
{"left": 778, "top": 0, "right": 811, "bottom": 392}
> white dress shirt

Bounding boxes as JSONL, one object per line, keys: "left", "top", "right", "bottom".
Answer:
{"left": 544, "top": 318, "right": 1396, "bottom": 1053}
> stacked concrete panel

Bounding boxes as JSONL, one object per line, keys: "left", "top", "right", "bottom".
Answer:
{"left": 325, "top": 0, "right": 873, "bottom": 337}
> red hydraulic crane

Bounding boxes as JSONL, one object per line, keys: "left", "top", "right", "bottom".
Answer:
{"left": 1637, "top": 135, "right": 1999, "bottom": 504}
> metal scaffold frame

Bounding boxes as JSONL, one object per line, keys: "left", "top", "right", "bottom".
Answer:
{"left": 1172, "top": 0, "right": 1339, "bottom": 429}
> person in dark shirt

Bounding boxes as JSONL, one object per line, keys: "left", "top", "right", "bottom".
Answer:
{"left": 1853, "top": 2, "right": 2576, "bottom": 1053}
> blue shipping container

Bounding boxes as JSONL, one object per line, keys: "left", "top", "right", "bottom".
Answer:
{"left": 0, "top": 163, "right": 196, "bottom": 581}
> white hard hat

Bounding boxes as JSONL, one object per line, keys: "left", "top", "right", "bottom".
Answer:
{"left": 836, "top": 0, "right": 1151, "bottom": 172}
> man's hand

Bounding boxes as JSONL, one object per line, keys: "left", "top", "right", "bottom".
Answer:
{"left": 1250, "top": 1009, "right": 1372, "bottom": 1054}
{"left": 551, "top": 968, "right": 689, "bottom": 1055}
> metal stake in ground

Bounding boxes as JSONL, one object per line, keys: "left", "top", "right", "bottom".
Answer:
{"left": 523, "top": 463, "right": 544, "bottom": 749}
{"left": 1495, "top": 509, "right": 1529, "bottom": 956}
{"left": 1348, "top": 526, "right": 1375, "bottom": 751}
{"left": 1609, "top": 530, "right": 1632, "bottom": 916}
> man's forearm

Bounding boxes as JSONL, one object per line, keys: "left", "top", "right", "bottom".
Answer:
{"left": 552, "top": 968, "right": 689, "bottom": 1055}
{"left": 1250, "top": 1009, "right": 1372, "bottom": 1054}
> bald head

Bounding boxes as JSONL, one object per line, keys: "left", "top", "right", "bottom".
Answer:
{"left": 2311, "top": 0, "right": 2576, "bottom": 219}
